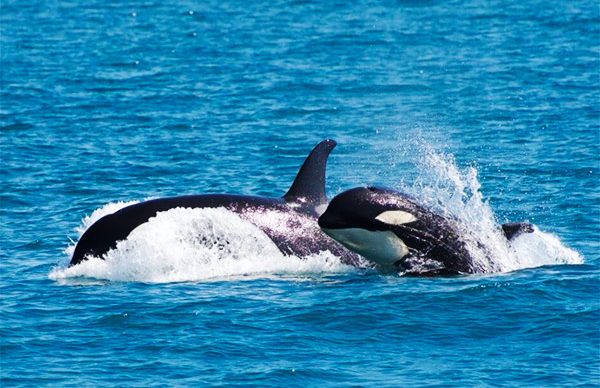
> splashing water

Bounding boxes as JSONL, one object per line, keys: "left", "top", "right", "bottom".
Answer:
{"left": 399, "top": 146, "right": 583, "bottom": 272}
{"left": 51, "top": 207, "right": 354, "bottom": 283}
{"left": 52, "top": 144, "right": 583, "bottom": 283}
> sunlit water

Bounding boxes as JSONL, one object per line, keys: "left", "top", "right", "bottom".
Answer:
{"left": 1, "top": 0, "right": 599, "bottom": 386}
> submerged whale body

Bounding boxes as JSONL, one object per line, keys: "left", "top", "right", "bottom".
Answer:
{"left": 70, "top": 140, "right": 364, "bottom": 267}
{"left": 318, "top": 186, "right": 534, "bottom": 275}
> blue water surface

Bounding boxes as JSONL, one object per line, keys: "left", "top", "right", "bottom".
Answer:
{"left": 1, "top": 0, "right": 599, "bottom": 386}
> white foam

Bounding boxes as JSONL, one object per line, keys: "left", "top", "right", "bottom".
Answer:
{"left": 51, "top": 206, "right": 354, "bottom": 283}
{"left": 507, "top": 229, "right": 583, "bottom": 269}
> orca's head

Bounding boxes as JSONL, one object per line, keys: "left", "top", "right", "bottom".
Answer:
{"left": 318, "top": 186, "right": 474, "bottom": 274}
{"left": 318, "top": 187, "right": 426, "bottom": 267}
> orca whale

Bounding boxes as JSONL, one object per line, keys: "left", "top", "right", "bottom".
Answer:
{"left": 69, "top": 140, "right": 365, "bottom": 267}
{"left": 318, "top": 186, "right": 533, "bottom": 275}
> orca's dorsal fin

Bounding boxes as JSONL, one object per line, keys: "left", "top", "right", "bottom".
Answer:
{"left": 283, "top": 139, "right": 337, "bottom": 206}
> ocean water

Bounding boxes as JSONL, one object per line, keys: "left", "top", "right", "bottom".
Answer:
{"left": 1, "top": 0, "right": 599, "bottom": 386}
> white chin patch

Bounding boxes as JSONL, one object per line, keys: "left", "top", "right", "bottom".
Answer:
{"left": 375, "top": 210, "right": 417, "bottom": 226}
{"left": 321, "top": 227, "right": 409, "bottom": 266}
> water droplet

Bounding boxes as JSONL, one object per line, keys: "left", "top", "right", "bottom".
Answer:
{"left": 188, "top": 10, "right": 194, "bottom": 15}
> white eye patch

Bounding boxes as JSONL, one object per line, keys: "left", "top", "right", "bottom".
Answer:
{"left": 375, "top": 210, "right": 417, "bottom": 225}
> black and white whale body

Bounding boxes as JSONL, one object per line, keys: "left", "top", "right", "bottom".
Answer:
{"left": 318, "top": 186, "right": 533, "bottom": 275}
{"left": 70, "top": 140, "right": 364, "bottom": 267}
